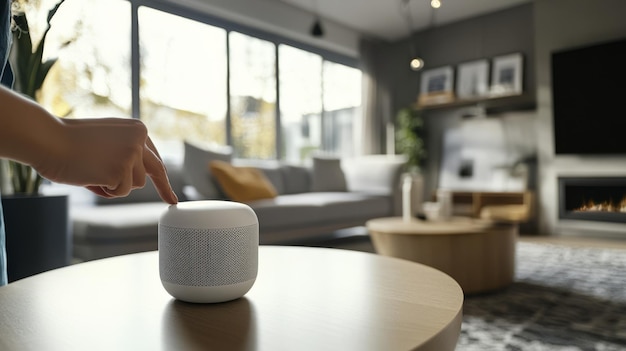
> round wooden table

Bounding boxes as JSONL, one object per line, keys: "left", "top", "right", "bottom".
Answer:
{"left": 367, "top": 217, "right": 517, "bottom": 294}
{"left": 0, "top": 246, "right": 463, "bottom": 351}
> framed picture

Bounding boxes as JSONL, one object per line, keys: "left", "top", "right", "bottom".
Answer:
{"left": 419, "top": 66, "right": 454, "bottom": 105}
{"left": 420, "top": 66, "right": 454, "bottom": 95}
{"left": 490, "top": 53, "right": 523, "bottom": 96}
{"left": 456, "top": 59, "right": 489, "bottom": 99}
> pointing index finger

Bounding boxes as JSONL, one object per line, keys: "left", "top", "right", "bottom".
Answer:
{"left": 144, "top": 146, "right": 178, "bottom": 205}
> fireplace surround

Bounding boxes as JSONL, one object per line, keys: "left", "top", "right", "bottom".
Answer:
{"left": 558, "top": 177, "right": 626, "bottom": 224}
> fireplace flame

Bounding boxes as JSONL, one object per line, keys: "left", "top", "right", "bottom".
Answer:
{"left": 574, "top": 197, "right": 626, "bottom": 212}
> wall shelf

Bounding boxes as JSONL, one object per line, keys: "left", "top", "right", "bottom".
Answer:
{"left": 415, "top": 93, "right": 536, "bottom": 114}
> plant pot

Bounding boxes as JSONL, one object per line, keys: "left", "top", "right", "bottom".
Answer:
{"left": 1, "top": 194, "right": 70, "bottom": 282}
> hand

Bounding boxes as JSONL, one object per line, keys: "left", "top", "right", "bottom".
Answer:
{"left": 35, "top": 117, "right": 178, "bottom": 204}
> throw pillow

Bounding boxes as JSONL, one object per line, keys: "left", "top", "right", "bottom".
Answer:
{"left": 209, "top": 160, "right": 278, "bottom": 202}
{"left": 183, "top": 141, "right": 232, "bottom": 199}
{"left": 311, "top": 156, "right": 347, "bottom": 192}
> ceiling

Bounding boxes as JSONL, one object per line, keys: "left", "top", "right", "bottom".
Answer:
{"left": 278, "top": 0, "right": 532, "bottom": 41}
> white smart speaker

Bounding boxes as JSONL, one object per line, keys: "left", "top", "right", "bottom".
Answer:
{"left": 158, "top": 200, "right": 259, "bottom": 303}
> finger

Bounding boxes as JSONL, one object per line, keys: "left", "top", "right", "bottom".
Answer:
{"left": 103, "top": 168, "right": 133, "bottom": 198}
{"left": 145, "top": 136, "right": 162, "bottom": 161}
{"left": 132, "top": 162, "right": 147, "bottom": 190}
{"left": 144, "top": 147, "right": 178, "bottom": 204}
{"left": 86, "top": 185, "right": 114, "bottom": 198}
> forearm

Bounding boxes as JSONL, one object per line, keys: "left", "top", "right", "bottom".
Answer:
{"left": 0, "top": 85, "right": 177, "bottom": 203}
{"left": 0, "top": 85, "right": 66, "bottom": 167}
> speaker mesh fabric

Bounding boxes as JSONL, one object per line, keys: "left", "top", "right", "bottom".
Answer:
{"left": 159, "top": 224, "right": 258, "bottom": 286}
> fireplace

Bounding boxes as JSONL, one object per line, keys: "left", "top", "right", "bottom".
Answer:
{"left": 558, "top": 177, "right": 626, "bottom": 223}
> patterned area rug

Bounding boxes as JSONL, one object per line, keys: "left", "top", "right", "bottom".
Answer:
{"left": 457, "top": 242, "right": 626, "bottom": 351}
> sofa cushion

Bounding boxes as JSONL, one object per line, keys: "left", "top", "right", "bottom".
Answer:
{"left": 72, "top": 202, "right": 169, "bottom": 242}
{"left": 249, "top": 192, "right": 390, "bottom": 230}
{"left": 342, "top": 155, "right": 407, "bottom": 195}
{"left": 311, "top": 156, "right": 347, "bottom": 192}
{"left": 280, "top": 165, "right": 311, "bottom": 194}
{"left": 234, "top": 159, "right": 286, "bottom": 195}
{"left": 209, "top": 160, "right": 278, "bottom": 202}
{"left": 183, "top": 141, "right": 232, "bottom": 199}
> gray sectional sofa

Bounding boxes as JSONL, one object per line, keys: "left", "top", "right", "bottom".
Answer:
{"left": 68, "top": 141, "right": 408, "bottom": 261}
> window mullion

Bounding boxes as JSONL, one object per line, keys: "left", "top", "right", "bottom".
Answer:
{"left": 131, "top": 2, "right": 140, "bottom": 119}
{"left": 275, "top": 44, "right": 281, "bottom": 160}
{"left": 226, "top": 30, "right": 233, "bottom": 147}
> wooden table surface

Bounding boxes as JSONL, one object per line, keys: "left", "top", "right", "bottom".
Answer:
{"left": 0, "top": 246, "right": 463, "bottom": 351}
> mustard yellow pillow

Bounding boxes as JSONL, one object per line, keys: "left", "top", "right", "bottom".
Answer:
{"left": 209, "top": 160, "right": 278, "bottom": 202}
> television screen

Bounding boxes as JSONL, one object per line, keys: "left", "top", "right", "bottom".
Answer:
{"left": 551, "top": 38, "right": 626, "bottom": 155}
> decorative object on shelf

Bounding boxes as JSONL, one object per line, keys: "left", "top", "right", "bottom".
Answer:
{"left": 456, "top": 59, "right": 490, "bottom": 100}
{"left": 490, "top": 53, "right": 523, "bottom": 97}
{"left": 418, "top": 66, "right": 455, "bottom": 105}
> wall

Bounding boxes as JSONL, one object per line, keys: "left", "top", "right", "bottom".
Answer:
{"left": 534, "top": 0, "right": 626, "bottom": 236}
{"left": 371, "top": 4, "right": 537, "bottom": 229}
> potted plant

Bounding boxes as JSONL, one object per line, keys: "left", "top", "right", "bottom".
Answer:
{"left": 395, "top": 106, "right": 426, "bottom": 218}
{"left": 395, "top": 106, "right": 426, "bottom": 173}
{"left": 2, "top": 0, "right": 70, "bottom": 282}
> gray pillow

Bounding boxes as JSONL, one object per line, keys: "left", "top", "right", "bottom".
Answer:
{"left": 183, "top": 141, "right": 232, "bottom": 199}
{"left": 281, "top": 165, "right": 312, "bottom": 194}
{"left": 311, "top": 156, "right": 347, "bottom": 192}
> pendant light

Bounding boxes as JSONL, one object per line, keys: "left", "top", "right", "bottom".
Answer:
{"left": 401, "top": 0, "right": 424, "bottom": 71}
{"left": 310, "top": 0, "right": 324, "bottom": 37}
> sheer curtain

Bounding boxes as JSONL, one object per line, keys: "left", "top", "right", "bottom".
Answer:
{"left": 358, "top": 38, "right": 392, "bottom": 155}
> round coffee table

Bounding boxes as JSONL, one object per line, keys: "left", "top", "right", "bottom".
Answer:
{"left": 0, "top": 246, "right": 463, "bottom": 350}
{"left": 367, "top": 217, "right": 517, "bottom": 294}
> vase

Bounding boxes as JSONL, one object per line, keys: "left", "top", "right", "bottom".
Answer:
{"left": 401, "top": 172, "right": 424, "bottom": 220}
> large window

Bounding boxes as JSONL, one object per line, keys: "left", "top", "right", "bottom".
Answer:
{"left": 278, "top": 45, "right": 362, "bottom": 161}
{"left": 35, "top": 0, "right": 362, "bottom": 162}
{"left": 138, "top": 7, "right": 227, "bottom": 158}
{"left": 279, "top": 45, "right": 323, "bottom": 163}
{"left": 322, "top": 61, "right": 362, "bottom": 157}
{"left": 41, "top": 0, "right": 131, "bottom": 118}
{"left": 229, "top": 32, "right": 277, "bottom": 160}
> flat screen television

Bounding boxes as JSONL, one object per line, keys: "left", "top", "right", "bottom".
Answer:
{"left": 551, "top": 37, "right": 626, "bottom": 155}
